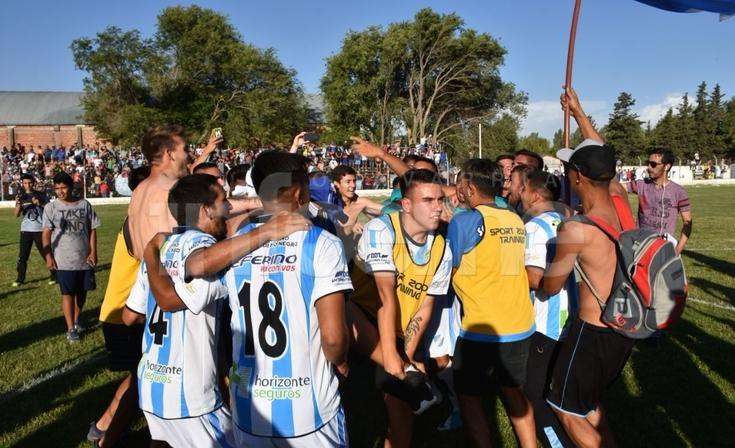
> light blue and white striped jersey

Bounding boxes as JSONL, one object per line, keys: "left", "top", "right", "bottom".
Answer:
{"left": 127, "top": 229, "right": 228, "bottom": 419}
{"left": 524, "top": 211, "right": 579, "bottom": 341}
{"left": 225, "top": 220, "right": 353, "bottom": 438}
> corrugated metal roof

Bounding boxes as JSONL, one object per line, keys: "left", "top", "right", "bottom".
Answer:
{"left": 0, "top": 91, "right": 86, "bottom": 125}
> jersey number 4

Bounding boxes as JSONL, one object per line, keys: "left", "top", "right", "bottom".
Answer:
{"left": 149, "top": 305, "right": 169, "bottom": 346}
{"left": 238, "top": 281, "right": 288, "bottom": 358}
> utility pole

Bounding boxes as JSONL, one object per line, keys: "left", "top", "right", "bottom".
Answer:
{"left": 478, "top": 123, "right": 482, "bottom": 159}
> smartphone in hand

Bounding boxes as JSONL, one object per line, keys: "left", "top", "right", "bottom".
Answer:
{"left": 304, "top": 132, "right": 319, "bottom": 143}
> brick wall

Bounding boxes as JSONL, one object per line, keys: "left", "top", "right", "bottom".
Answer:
{"left": 1, "top": 125, "right": 100, "bottom": 148}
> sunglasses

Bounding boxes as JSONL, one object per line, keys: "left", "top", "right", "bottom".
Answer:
{"left": 647, "top": 161, "right": 663, "bottom": 168}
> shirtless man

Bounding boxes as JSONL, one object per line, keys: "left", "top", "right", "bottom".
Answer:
{"left": 559, "top": 88, "right": 632, "bottom": 215}
{"left": 542, "top": 138, "right": 635, "bottom": 447}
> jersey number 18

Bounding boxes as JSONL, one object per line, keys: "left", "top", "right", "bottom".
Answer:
{"left": 238, "top": 281, "right": 288, "bottom": 358}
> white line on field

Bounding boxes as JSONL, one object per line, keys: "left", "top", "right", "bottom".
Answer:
{"left": 686, "top": 248, "right": 735, "bottom": 252}
{"left": 0, "top": 351, "right": 105, "bottom": 403}
{"left": 689, "top": 297, "right": 735, "bottom": 312}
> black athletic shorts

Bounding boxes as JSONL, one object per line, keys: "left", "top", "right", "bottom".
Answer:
{"left": 453, "top": 336, "right": 531, "bottom": 395}
{"left": 525, "top": 331, "right": 563, "bottom": 402}
{"left": 102, "top": 322, "right": 144, "bottom": 372}
{"left": 57, "top": 269, "right": 96, "bottom": 295}
{"left": 546, "top": 317, "right": 635, "bottom": 417}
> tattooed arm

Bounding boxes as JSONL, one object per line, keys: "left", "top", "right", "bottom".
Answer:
{"left": 403, "top": 295, "right": 436, "bottom": 372}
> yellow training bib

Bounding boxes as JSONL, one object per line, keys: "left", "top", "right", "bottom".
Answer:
{"left": 350, "top": 212, "right": 446, "bottom": 337}
{"left": 452, "top": 205, "right": 535, "bottom": 342}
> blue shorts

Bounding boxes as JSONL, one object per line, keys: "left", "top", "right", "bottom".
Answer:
{"left": 57, "top": 269, "right": 96, "bottom": 295}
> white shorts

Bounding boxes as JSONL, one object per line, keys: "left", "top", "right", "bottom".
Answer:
{"left": 145, "top": 406, "right": 235, "bottom": 448}
{"left": 234, "top": 407, "right": 348, "bottom": 448}
{"left": 425, "top": 293, "right": 462, "bottom": 358}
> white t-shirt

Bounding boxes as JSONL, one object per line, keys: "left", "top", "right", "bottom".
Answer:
{"left": 524, "top": 211, "right": 578, "bottom": 341}
{"left": 226, "top": 220, "right": 353, "bottom": 438}
{"left": 357, "top": 214, "right": 452, "bottom": 296}
{"left": 127, "top": 229, "right": 228, "bottom": 419}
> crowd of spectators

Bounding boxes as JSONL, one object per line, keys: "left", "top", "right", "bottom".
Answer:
{"left": 1, "top": 140, "right": 450, "bottom": 199}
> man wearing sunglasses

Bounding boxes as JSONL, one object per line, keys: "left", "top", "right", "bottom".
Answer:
{"left": 629, "top": 149, "right": 692, "bottom": 255}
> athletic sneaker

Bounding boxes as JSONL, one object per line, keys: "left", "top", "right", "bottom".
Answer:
{"left": 74, "top": 322, "right": 86, "bottom": 334}
{"left": 11, "top": 281, "right": 21, "bottom": 287}
{"left": 67, "top": 328, "right": 81, "bottom": 343}
{"left": 404, "top": 366, "right": 442, "bottom": 415}
{"left": 87, "top": 421, "right": 105, "bottom": 442}
{"left": 47, "top": 279, "right": 57, "bottom": 285}
{"left": 437, "top": 408, "right": 463, "bottom": 431}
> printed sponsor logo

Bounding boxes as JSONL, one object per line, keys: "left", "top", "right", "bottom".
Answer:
{"left": 397, "top": 278, "right": 429, "bottom": 300}
{"left": 233, "top": 253, "right": 299, "bottom": 272}
{"left": 488, "top": 226, "right": 526, "bottom": 244}
{"left": 365, "top": 252, "right": 390, "bottom": 263}
{"left": 333, "top": 270, "right": 351, "bottom": 285}
{"left": 243, "top": 254, "right": 298, "bottom": 265}
{"left": 142, "top": 360, "right": 182, "bottom": 384}
{"left": 250, "top": 375, "right": 312, "bottom": 401}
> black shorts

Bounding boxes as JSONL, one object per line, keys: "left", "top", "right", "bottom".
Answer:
{"left": 56, "top": 269, "right": 96, "bottom": 295}
{"left": 546, "top": 317, "right": 635, "bottom": 417}
{"left": 525, "top": 332, "right": 563, "bottom": 402}
{"left": 453, "top": 336, "right": 531, "bottom": 395}
{"left": 102, "top": 322, "right": 144, "bottom": 372}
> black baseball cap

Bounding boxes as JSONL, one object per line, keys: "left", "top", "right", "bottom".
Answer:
{"left": 556, "top": 139, "right": 616, "bottom": 181}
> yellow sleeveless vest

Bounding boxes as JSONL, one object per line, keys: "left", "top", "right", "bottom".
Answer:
{"left": 452, "top": 205, "right": 535, "bottom": 341}
{"left": 350, "top": 212, "right": 447, "bottom": 337}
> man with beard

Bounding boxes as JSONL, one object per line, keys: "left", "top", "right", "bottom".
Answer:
{"left": 123, "top": 174, "right": 307, "bottom": 446}
{"left": 123, "top": 174, "right": 237, "bottom": 446}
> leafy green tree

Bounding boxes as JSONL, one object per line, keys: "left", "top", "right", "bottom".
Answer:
{"left": 71, "top": 27, "right": 155, "bottom": 144}
{"left": 649, "top": 108, "right": 678, "bottom": 153}
{"left": 708, "top": 84, "right": 728, "bottom": 156}
{"left": 724, "top": 96, "right": 735, "bottom": 157}
{"left": 692, "top": 81, "right": 711, "bottom": 157}
{"left": 552, "top": 115, "right": 596, "bottom": 150}
{"left": 321, "top": 8, "right": 526, "bottom": 155}
{"left": 72, "top": 5, "right": 307, "bottom": 147}
{"left": 440, "top": 113, "right": 520, "bottom": 162}
{"left": 675, "top": 93, "right": 696, "bottom": 160}
{"left": 518, "top": 132, "right": 551, "bottom": 155}
{"left": 602, "top": 92, "right": 644, "bottom": 163}
{"left": 320, "top": 26, "right": 405, "bottom": 144}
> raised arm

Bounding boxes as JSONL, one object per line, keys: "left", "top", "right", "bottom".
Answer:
{"left": 561, "top": 87, "right": 603, "bottom": 143}
{"left": 186, "top": 211, "right": 310, "bottom": 278}
{"left": 228, "top": 196, "right": 263, "bottom": 216}
{"left": 289, "top": 132, "right": 307, "bottom": 154}
{"left": 351, "top": 137, "right": 410, "bottom": 177}
{"left": 191, "top": 132, "right": 224, "bottom": 170}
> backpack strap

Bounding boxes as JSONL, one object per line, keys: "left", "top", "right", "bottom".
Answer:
{"left": 611, "top": 194, "right": 636, "bottom": 231}
{"left": 574, "top": 260, "right": 607, "bottom": 310}
{"left": 566, "top": 214, "right": 613, "bottom": 310}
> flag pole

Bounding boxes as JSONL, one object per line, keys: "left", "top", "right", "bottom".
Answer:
{"left": 564, "top": 0, "right": 582, "bottom": 148}
{"left": 563, "top": 0, "right": 582, "bottom": 204}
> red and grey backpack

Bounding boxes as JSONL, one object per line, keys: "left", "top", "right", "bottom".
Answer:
{"left": 571, "top": 196, "right": 688, "bottom": 339}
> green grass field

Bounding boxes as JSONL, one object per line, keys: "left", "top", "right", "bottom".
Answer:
{"left": 1, "top": 185, "right": 734, "bottom": 447}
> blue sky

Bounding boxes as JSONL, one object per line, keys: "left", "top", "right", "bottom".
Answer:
{"left": 1, "top": 0, "right": 733, "bottom": 139}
